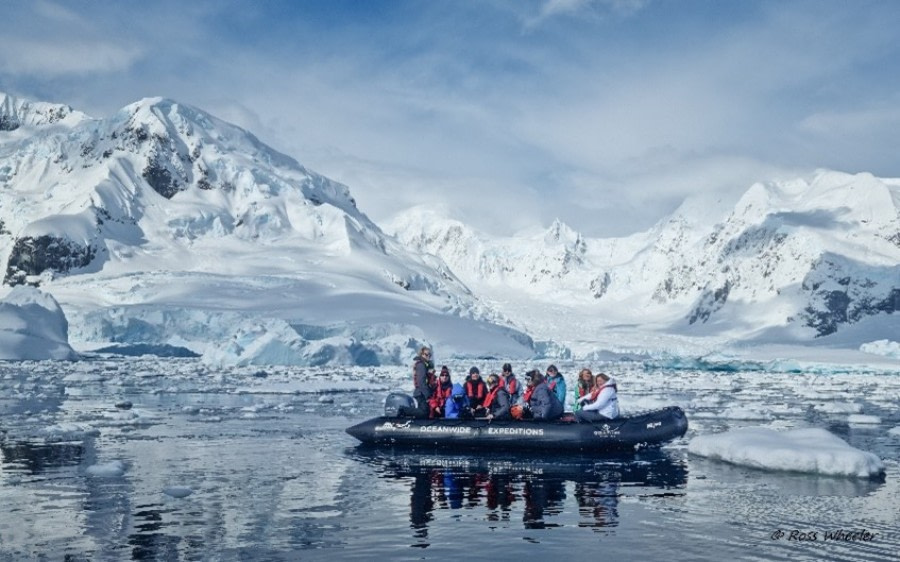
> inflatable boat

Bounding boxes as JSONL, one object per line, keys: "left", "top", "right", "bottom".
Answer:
{"left": 346, "top": 393, "right": 688, "bottom": 452}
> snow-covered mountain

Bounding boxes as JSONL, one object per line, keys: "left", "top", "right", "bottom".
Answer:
{"left": 2, "top": 91, "right": 896, "bottom": 366}
{"left": 0, "top": 92, "right": 533, "bottom": 365}
{"left": 388, "top": 171, "right": 900, "bottom": 346}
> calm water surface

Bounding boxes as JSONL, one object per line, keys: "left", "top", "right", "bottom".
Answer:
{"left": 0, "top": 358, "right": 898, "bottom": 561}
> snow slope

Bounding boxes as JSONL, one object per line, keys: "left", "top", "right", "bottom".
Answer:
{"left": 0, "top": 92, "right": 532, "bottom": 365}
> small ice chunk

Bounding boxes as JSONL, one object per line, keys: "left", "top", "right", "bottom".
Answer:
{"left": 814, "top": 402, "right": 863, "bottom": 414}
{"left": 40, "top": 423, "right": 100, "bottom": 442}
{"left": 888, "top": 426, "right": 900, "bottom": 437}
{"left": 318, "top": 395, "right": 334, "bottom": 404}
{"left": 163, "top": 486, "right": 193, "bottom": 498}
{"left": 720, "top": 406, "right": 773, "bottom": 421}
{"left": 86, "top": 460, "right": 126, "bottom": 478}
{"left": 115, "top": 400, "right": 133, "bottom": 410}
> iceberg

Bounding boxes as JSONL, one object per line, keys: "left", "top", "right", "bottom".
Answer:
{"left": 0, "top": 287, "right": 78, "bottom": 360}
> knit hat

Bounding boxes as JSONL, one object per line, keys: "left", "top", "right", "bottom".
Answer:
{"left": 469, "top": 366, "right": 480, "bottom": 375}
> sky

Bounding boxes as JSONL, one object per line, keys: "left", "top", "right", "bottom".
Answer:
{"left": 2, "top": 0, "right": 900, "bottom": 237}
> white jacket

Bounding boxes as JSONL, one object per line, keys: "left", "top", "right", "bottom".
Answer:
{"left": 579, "top": 378, "right": 619, "bottom": 419}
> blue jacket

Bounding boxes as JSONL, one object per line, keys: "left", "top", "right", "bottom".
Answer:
{"left": 444, "top": 383, "right": 470, "bottom": 419}
{"left": 547, "top": 373, "right": 567, "bottom": 409}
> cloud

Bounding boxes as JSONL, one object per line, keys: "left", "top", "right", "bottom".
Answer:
{"left": 5, "top": 1, "right": 900, "bottom": 238}
{"left": 0, "top": 1, "right": 143, "bottom": 78}
{"left": 0, "top": 38, "right": 142, "bottom": 77}
{"left": 799, "top": 105, "right": 900, "bottom": 137}
{"left": 524, "top": 0, "right": 649, "bottom": 28}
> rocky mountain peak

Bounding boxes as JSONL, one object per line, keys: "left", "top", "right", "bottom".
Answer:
{"left": 0, "top": 91, "right": 87, "bottom": 132}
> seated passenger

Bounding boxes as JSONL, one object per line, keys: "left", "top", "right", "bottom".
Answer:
{"left": 500, "top": 363, "right": 521, "bottom": 405}
{"left": 573, "top": 368, "right": 593, "bottom": 412}
{"left": 526, "top": 370, "right": 564, "bottom": 420}
{"left": 428, "top": 366, "right": 453, "bottom": 418}
{"left": 483, "top": 374, "right": 512, "bottom": 420}
{"left": 444, "top": 382, "right": 470, "bottom": 419}
{"left": 575, "top": 373, "right": 619, "bottom": 423}
{"left": 545, "top": 364, "right": 567, "bottom": 409}
{"left": 465, "top": 367, "right": 487, "bottom": 410}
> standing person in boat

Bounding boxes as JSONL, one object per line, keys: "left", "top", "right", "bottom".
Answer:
{"left": 465, "top": 367, "right": 487, "bottom": 413}
{"left": 428, "top": 366, "right": 453, "bottom": 418}
{"left": 500, "top": 363, "right": 521, "bottom": 405}
{"left": 402, "top": 346, "right": 436, "bottom": 418}
{"left": 545, "top": 365, "right": 568, "bottom": 411}
{"left": 573, "top": 368, "right": 594, "bottom": 412}
{"left": 482, "top": 374, "right": 512, "bottom": 420}
{"left": 575, "top": 373, "right": 619, "bottom": 423}
{"left": 527, "top": 371, "right": 564, "bottom": 420}
{"left": 444, "top": 382, "right": 469, "bottom": 419}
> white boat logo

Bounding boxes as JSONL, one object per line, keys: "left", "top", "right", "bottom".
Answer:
{"left": 646, "top": 421, "right": 662, "bottom": 429}
{"left": 375, "top": 420, "right": 413, "bottom": 432}
{"left": 593, "top": 424, "right": 620, "bottom": 437}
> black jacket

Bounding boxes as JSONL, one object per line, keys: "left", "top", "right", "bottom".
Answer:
{"left": 487, "top": 387, "right": 512, "bottom": 420}
{"left": 528, "top": 382, "right": 563, "bottom": 420}
{"left": 412, "top": 356, "right": 434, "bottom": 398}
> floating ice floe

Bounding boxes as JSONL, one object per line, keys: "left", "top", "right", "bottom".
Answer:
{"left": 888, "top": 426, "right": 900, "bottom": 437}
{"left": 86, "top": 460, "right": 126, "bottom": 478}
{"left": 39, "top": 423, "right": 100, "bottom": 442}
{"left": 814, "top": 402, "right": 863, "bottom": 414}
{"left": 688, "top": 427, "right": 885, "bottom": 478}
{"left": 848, "top": 414, "right": 882, "bottom": 425}
{"left": 163, "top": 486, "right": 193, "bottom": 498}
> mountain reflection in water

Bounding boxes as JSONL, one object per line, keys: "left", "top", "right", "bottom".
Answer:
{"left": 350, "top": 447, "right": 688, "bottom": 536}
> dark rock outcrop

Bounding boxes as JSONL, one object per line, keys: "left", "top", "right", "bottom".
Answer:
{"left": 0, "top": 113, "right": 19, "bottom": 131}
{"left": 3, "top": 235, "right": 96, "bottom": 286}
{"left": 688, "top": 279, "right": 733, "bottom": 324}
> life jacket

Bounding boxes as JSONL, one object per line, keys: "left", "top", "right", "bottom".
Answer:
{"left": 547, "top": 377, "right": 558, "bottom": 392}
{"left": 589, "top": 382, "right": 616, "bottom": 401}
{"left": 465, "top": 379, "right": 486, "bottom": 401}
{"left": 483, "top": 386, "right": 500, "bottom": 409}
{"left": 502, "top": 375, "right": 518, "bottom": 396}
{"left": 523, "top": 385, "right": 535, "bottom": 404}
{"left": 430, "top": 381, "right": 452, "bottom": 404}
{"left": 428, "top": 381, "right": 453, "bottom": 417}
{"left": 577, "top": 385, "right": 589, "bottom": 399}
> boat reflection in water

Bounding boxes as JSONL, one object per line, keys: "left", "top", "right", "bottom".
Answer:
{"left": 350, "top": 447, "right": 688, "bottom": 536}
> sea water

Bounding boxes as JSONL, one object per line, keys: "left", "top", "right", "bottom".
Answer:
{"left": 0, "top": 358, "right": 898, "bottom": 561}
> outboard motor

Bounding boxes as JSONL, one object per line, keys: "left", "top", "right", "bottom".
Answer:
{"left": 384, "top": 392, "right": 415, "bottom": 417}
